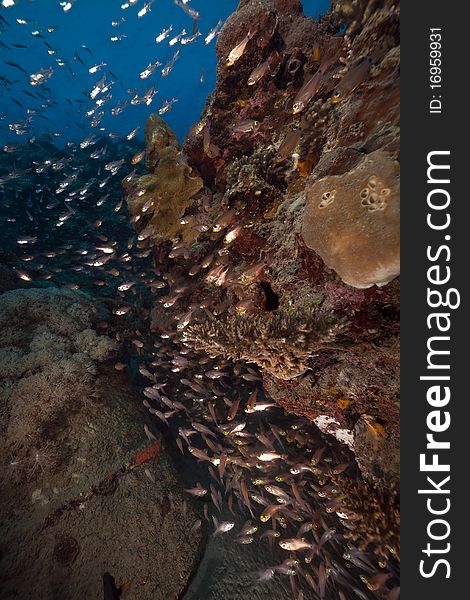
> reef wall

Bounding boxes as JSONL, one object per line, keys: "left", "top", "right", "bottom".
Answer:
{"left": 124, "top": 0, "right": 400, "bottom": 492}
{"left": 122, "top": 2, "right": 400, "bottom": 570}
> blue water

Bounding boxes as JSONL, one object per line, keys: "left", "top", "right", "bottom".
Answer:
{"left": 1, "top": 0, "right": 329, "bottom": 145}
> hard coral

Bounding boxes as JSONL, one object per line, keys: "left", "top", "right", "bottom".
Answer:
{"left": 182, "top": 306, "right": 345, "bottom": 380}
{"left": 337, "top": 473, "right": 400, "bottom": 558}
{"left": 302, "top": 149, "right": 400, "bottom": 288}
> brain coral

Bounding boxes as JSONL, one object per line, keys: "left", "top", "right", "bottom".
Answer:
{"left": 302, "top": 149, "right": 400, "bottom": 289}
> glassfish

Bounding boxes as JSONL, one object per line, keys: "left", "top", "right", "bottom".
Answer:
{"left": 292, "top": 69, "right": 323, "bottom": 114}
{"left": 331, "top": 57, "right": 372, "bottom": 103}
{"left": 225, "top": 30, "right": 256, "bottom": 67}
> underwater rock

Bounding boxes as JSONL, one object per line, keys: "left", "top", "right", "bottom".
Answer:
{"left": 354, "top": 413, "right": 400, "bottom": 488}
{"left": 0, "top": 287, "right": 201, "bottom": 600}
{"left": 263, "top": 336, "right": 400, "bottom": 486}
{"left": 124, "top": 114, "right": 203, "bottom": 244}
{"left": 302, "top": 149, "right": 400, "bottom": 288}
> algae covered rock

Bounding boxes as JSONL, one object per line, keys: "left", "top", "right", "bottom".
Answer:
{"left": 354, "top": 413, "right": 400, "bottom": 488}
{"left": 125, "top": 114, "right": 203, "bottom": 244}
{"left": 302, "top": 149, "right": 400, "bottom": 288}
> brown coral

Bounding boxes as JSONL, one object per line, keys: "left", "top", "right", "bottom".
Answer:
{"left": 302, "top": 149, "right": 400, "bottom": 288}
{"left": 182, "top": 307, "right": 345, "bottom": 380}
{"left": 144, "top": 113, "right": 180, "bottom": 173}
{"left": 124, "top": 115, "right": 203, "bottom": 244}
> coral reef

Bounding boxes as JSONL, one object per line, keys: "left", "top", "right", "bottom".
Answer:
{"left": 124, "top": 115, "right": 204, "bottom": 244}
{"left": 185, "top": 0, "right": 399, "bottom": 487}
{"left": 122, "top": 0, "right": 400, "bottom": 561}
{"left": 0, "top": 287, "right": 201, "bottom": 600}
{"left": 0, "top": 287, "right": 115, "bottom": 481}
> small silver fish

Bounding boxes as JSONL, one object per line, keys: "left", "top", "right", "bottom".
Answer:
{"left": 190, "top": 519, "right": 202, "bottom": 532}
{"left": 257, "top": 452, "right": 284, "bottom": 462}
{"left": 274, "top": 130, "right": 301, "bottom": 162}
{"left": 140, "top": 60, "right": 162, "bottom": 79}
{"left": 162, "top": 50, "right": 180, "bottom": 77}
{"left": 332, "top": 57, "right": 372, "bottom": 103}
{"left": 30, "top": 66, "right": 53, "bottom": 86}
{"left": 226, "top": 30, "right": 256, "bottom": 67}
{"left": 231, "top": 119, "right": 259, "bottom": 134}
{"left": 212, "top": 519, "right": 235, "bottom": 535}
{"left": 279, "top": 538, "right": 312, "bottom": 551}
{"left": 184, "top": 485, "right": 208, "bottom": 497}
{"left": 292, "top": 69, "right": 323, "bottom": 114}
{"left": 248, "top": 60, "right": 269, "bottom": 86}
{"left": 181, "top": 32, "right": 201, "bottom": 45}
{"left": 137, "top": 0, "right": 153, "bottom": 18}
{"left": 205, "top": 20, "right": 223, "bottom": 45}
{"left": 156, "top": 25, "right": 173, "bottom": 43}
{"left": 174, "top": 0, "right": 200, "bottom": 20}
{"left": 169, "top": 28, "right": 186, "bottom": 46}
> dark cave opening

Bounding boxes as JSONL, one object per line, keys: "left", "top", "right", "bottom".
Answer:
{"left": 260, "top": 281, "right": 280, "bottom": 311}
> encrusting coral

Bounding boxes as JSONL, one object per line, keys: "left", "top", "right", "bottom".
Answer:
{"left": 302, "top": 149, "right": 400, "bottom": 288}
{"left": 144, "top": 113, "right": 180, "bottom": 173}
{"left": 124, "top": 114, "right": 204, "bottom": 244}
